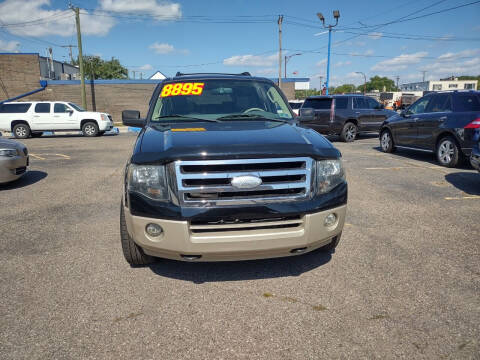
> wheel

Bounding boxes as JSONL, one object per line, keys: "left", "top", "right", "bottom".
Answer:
{"left": 82, "top": 122, "right": 99, "bottom": 137}
{"left": 436, "top": 136, "right": 460, "bottom": 167}
{"left": 320, "top": 232, "right": 342, "bottom": 253}
{"left": 13, "top": 123, "right": 31, "bottom": 139}
{"left": 98, "top": 131, "right": 105, "bottom": 136}
{"left": 380, "top": 129, "right": 396, "bottom": 153}
{"left": 340, "top": 122, "right": 357, "bottom": 142}
{"left": 31, "top": 132, "right": 43, "bottom": 138}
{"left": 120, "top": 204, "right": 155, "bottom": 265}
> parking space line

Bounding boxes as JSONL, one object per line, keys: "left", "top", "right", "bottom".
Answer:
{"left": 30, "top": 153, "right": 71, "bottom": 160}
{"left": 365, "top": 166, "right": 419, "bottom": 170}
{"left": 444, "top": 195, "right": 480, "bottom": 200}
{"left": 29, "top": 153, "right": 46, "bottom": 160}
{"left": 54, "top": 153, "right": 71, "bottom": 159}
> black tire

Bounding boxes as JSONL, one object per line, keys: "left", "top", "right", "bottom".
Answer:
{"left": 380, "top": 129, "right": 396, "bottom": 153}
{"left": 82, "top": 122, "right": 99, "bottom": 137}
{"left": 340, "top": 122, "right": 357, "bottom": 142}
{"left": 436, "top": 136, "right": 460, "bottom": 167}
{"left": 320, "top": 232, "right": 342, "bottom": 253}
{"left": 120, "top": 204, "right": 155, "bottom": 265}
{"left": 12, "top": 123, "right": 31, "bottom": 139}
{"left": 98, "top": 131, "right": 105, "bottom": 137}
{"left": 31, "top": 132, "right": 43, "bottom": 138}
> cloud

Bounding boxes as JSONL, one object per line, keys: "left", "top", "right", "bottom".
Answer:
{"left": 335, "top": 61, "right": 351, "bottom": 67}
{"left": 437, "top": 48, "right": 480, "bottom": 61}
{"left": 223, "top": 53, "right": 278, "bottom": 67}
{"left": 148, "top": 42, "right": 188, "bottom": 55}
{"left": 100, "top": 0, "right": 181, "bottom": 19}
{"left": 0, "top": 0, "right": 115, "bottom": 37}
{"left": 0, "top": 39, "right": 20, "bottom": 52}
{"left": 253, "top": 68, "right": 277, "bottom": 76}
{"left": 371, "top": 51, "right": 428, "bottom": 71}
{"left": 368, "top": 32, "right": 383, "bottom": 40}
{"left": 139, "top": 64, "right": 153, "bottom": 71}
{"left": 316, "top": 58, "right": 327, "bottom": 67}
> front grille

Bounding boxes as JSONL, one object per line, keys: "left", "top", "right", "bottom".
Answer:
{"left": 174, "top": 157, "right": 313, "bottom": 206}
{"left": 107, "top": 115, "right": 113, "bottom": 122}
{"left": 15, "top": 167, "right": 26, "bottom": 175}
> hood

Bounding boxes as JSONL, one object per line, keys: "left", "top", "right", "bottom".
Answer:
{"left": 132, "top": 121, "right": 341, "bottom": 164}
{"left": 0, "top": 138, "right": 25, "bottom": 150}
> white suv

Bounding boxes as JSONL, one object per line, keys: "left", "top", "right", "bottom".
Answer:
{"left": 0, "top": 101, "right": 114, "bottom": 138}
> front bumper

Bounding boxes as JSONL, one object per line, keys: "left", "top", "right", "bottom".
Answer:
{"left": 471, "top": 149, "right": 480, "bottom": 172}
{"left": 124, "top": 204, "right": 347, "bottom": 261}
{"left": 0, "top": 155, "right": 28, "bottom": 184}
{"left": 99, "top": 121, "right": 114, "bottom": 131}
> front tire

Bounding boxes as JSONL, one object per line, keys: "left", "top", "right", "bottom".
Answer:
{"left": 380, "top": 129, "right": 395, "bottom": 153}
{"left": 120, "top": 205, "right": 155, "bottom": 266}
{"left": 340, "top": 122, "right": 357, "bottom": 142}
{"left": 82, "top": 122, "right": 99, "bottom": 137}
{"left": 13, "top": 123, "right": 31, "bottom": 139}
{"left": 436, "top": 136, "right": 460, "bottom": 167}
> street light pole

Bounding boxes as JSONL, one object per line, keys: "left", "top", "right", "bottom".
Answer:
{"left": 355, "top": 71, "right": 366, "bottom": 94}
{"left": 284, "top": 53, "right": 301, "bottom": 78}
{"left": 317, "top": 10, "right": 340, "bottom": 95}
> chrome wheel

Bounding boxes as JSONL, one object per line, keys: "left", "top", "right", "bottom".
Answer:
{"left": 438, "top": 139, "right": 455, "bottom": 164}
{"left": 344, "top": 124, "right": 356, "bottom": 142}
{"left": 381, "top": 132, "right": 391, "bottom": 151}
{"left": 15, "top": 126, "right": 27, "bottom": 137}
{"left": 84, "top": 124, "right": 96, "bottom": 136}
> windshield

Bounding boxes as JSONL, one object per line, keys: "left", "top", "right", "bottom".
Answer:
{"left": 68, "top": 103, "right": 86, "bottom": 112}
{"left": 151, "top": 79, "right": 293, "bottom": 122}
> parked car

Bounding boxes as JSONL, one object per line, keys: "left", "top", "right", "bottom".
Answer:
{"left": 0, "top": 101, "right": 114, "bottom": 139}
{"left": 379, "top": 91, "right": 480, "bottom": 167}
{"left": 298, "top": 95, "right": 396, "bottom": 142}
{"left": 288, "top": 100, "right": 304, "bottom": 116}
{"left": 0, "top": 137, "right": 28, "bottom": 184}
{"left": 120, "top": 72, "right": 347, "bottom": 265}
{"left": 470, "top": 127, "right": 480, "bottom": 172}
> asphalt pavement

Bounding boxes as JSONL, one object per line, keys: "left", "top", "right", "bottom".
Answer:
{"left": 1, "top": 133, "right": 479, "bottom": 359}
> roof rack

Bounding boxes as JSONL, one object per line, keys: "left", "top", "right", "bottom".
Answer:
{"left": 175, "top": 72, "right": 251, "bottom": 77}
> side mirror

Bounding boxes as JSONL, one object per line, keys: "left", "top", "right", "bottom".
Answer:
{"left": 299, "top": 108, "right": 314, "bottom": 120}
{"left": 66, "top": 109, "right": 74, "bottom": 113}
{"left": 122, "top": 110, "right": 145, "bottom": 127}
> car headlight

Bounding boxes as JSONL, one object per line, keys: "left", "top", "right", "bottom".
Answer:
{"left": 0, "top": 149, "right": 18, "bottom": 157}
{"left": 101, "top": 114, "right": 109, "bottom": 122}
{"left": 128, "top": 164, "right": 169, "bottom": 201}
{"left": 316, "top": 159, "right": 345, "bottom": 194}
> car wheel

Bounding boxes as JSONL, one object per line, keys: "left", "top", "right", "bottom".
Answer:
{"left": 340, "top": 122, "right": 357, "bottom": 142}
{"left": 82, "top": 122, "right": 99, "bottom": 137}
{"left": 320, "top": 232, "right": 342, "bottom": 253}
{"left": 380, "top": 129, "right": 396, "bottom": 153}
{"left": 13, "top": 123, "right": 31, "bottom": 139}
{"left": 31, "top": 132, "right": 43, "bottom": 138}
{"left": 436, "top": 136, "right": 460, "bottom": 167}
{"left": 120, "top": 204, "right": 155, "bottom": 266}
{"left": 97, "top": 131, "right": 105, "bottom": 137}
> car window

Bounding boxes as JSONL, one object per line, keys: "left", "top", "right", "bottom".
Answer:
{"left": 303, "top": 98, "right": 332, "bottom": 110}
{"left": 68, "top": 103, "right": 85, "bottom": 112}
{"left": 54, "top": 103, "right": 70, "bottom": 113}
{"left": 289, "top": 102, "right": 302, "bottom": 110}
{"left": 353, "top": 97, "right": 368, "bottom": 109}
{"left": 335, "top": 98, "right": 348, "bottom": 109}
{"left": 0, "top": 103, "right": 31, "bottom": 113}
{"left": 453, "top": 94, "right": 480, "bottom": 112}
{"left": 426, "top": 94, "right": 452, "bottom": 113}
{"left": 35, "top": 103, "right": 51, "bottom": 113}
{"left": 407, "top": 97, "right": 430, "bottom": 115}
{"left": 367, "top": 98, "right": 380, "bottom": 109}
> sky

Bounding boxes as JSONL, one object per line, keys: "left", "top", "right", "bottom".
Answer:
{"left": 0, "top": 0, "right": 479, "bottom": 88}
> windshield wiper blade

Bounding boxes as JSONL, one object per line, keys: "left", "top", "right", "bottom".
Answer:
{"left": 216, "top": 114, "right": 290, "bottom": 123}
{"left": 152, "top": 114, "right": 220, "bottom": 122}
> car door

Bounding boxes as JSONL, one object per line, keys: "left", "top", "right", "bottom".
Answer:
{"left": 32, "top": 103, "right": 52, "bottom": 130}
{"left": 394, "top": 96, "right": 431, "bottom": 146}
{"left": 53, "top": 103, "right": 77, "bottom": 129}
{"left": 352, "top": 97, "right": 373, "bottom": 131}
{"left": 416, "top": 94, "right": 452, "bottom": 150}
{"left": 366, "top": 97, "right": 385, "bottom": 131}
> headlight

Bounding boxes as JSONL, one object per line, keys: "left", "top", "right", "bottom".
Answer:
{"left": 316, "top": 159, "right": 345, "bottom": 194}
{"left": 0, "top": 149, "right": 18, "bottom": 157}
{"left": 101, "top": 114, "right": 109, "bottom": 122}
{"left": 128, "top": 164, "right": 169, "bottom": 201}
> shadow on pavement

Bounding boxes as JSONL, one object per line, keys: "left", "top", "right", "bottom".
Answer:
{"left": 445, "top": 172, "right": 480, "bottom": 195}
{"left": 147, "top": 248, "right": 332, "bottom": 283}
{"left": 0, "top": 170, "right": 48, "bottom": 190}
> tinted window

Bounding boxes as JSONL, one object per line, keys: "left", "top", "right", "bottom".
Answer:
{"left": 367, "top": 98, "right": 380, "bottom": 109}
{"left": 335, "top": 98, "right": 348, "bottom": 109}
{"left": 289, "top": 102, "right": 302, "bottom": 109}
{"left": 407, "top": 97, "right": 430, "bottom": 115}
{"left": 0, "top": 103, "right": 31, "bottom": 113}
{"left": 35, "top": 103, "right": 50, "bottom": 113}
{"left": 303, "top": 98, "right": 332, "bottom": 110}
{"left": 353, "top": 97, "right": 368, "bottom": 109}
{"left": 454, "top": 94, "right": 480, "bottom": 112}
{"left": 426, "top": 94, "right": 452, "bottom": 113}
{"left": 54, "top": 103, "right": 70, "bottom": 113}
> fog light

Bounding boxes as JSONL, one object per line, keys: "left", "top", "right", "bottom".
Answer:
{"left": 324, "top": 213, "right": 337, "bottom": 227}
{"left": 145, "top": 223, "right": 163, "bottom": 237}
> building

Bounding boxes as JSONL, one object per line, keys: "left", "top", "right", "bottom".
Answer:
{"left": 400, "top": 77, "right": 477, "bottom": 92}
{"left": 269, "top": 77, "right": 310, "bottom": 99}
{"left": 38, "top": 56, "right": 79, "bottom": 80}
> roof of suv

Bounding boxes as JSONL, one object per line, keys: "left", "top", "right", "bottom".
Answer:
{"left": 306, "top": 94, "right": 365, "bottom": 100}
{"left": 165, "top": 72, "right": 275, "bottom": 83}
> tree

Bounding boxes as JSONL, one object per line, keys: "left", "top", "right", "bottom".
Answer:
{"left": 72, "top": 56, "right": 128, "bottom": 80}
{"left": 333, "top": 84, "right": 356, "bottom": 94}
{"left": 360, "top": 75, "right": 397, "bottom": 92}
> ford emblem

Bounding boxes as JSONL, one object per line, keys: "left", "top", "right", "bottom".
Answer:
{"left": 231, "top": 175, "right": 262, "bottom": 189}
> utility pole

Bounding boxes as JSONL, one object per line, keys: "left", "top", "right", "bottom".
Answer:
{"left": 71, "top": 6, "right": 87, "bottom": 109}
{"left": 395, "top": 75, "right": 400, "bottom": 89}
{"left": 317, "top": 11, "right": 340, "bottom": 95}
{"left": 278, "top": 15, "right": 283, "bottom": 90}
{"left": 131, "top": 70, "right": 138, "bottom": 79}
{"left": 319, "top": 76, "right": 323, "bottom": 94}
{"left": 421, "top": 70, "right": 427, "bottom": 82}
{"left": 61, "top": 45, "right": 76, "bottom": 64}
{"left": 355, "top": 71, "right": 366, "bottom": 95}
{"left": 284, "top": 53, "right": 301, "bottom": 78}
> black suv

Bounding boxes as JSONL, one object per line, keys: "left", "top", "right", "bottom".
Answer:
{"left": 379, "top": 91, "right": 480, "bottom": 167}
{"left": 298, "top": 95, "right": 396, "bottom": 142}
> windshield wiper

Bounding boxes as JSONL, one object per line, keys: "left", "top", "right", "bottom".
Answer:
{"left": 216, "top": 114, "right": 290, "bottom": 123}
{"left": 152, "top": 114, "right": 220, "bottom": 122}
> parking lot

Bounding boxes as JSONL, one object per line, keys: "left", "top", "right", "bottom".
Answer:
{"left": 1, "top": 133, "right": 479, "bottom": 359}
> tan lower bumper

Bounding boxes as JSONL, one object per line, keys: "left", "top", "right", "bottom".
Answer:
{"left": 124, "top": 205, "right": 347, "bottom": 261}
{"left": 0, "top": 156, "right": 28, "bottom": 184}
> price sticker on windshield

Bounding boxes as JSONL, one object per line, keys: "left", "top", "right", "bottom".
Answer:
{"left": 160, "top": 82, "right": 205, "bottom": 97}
